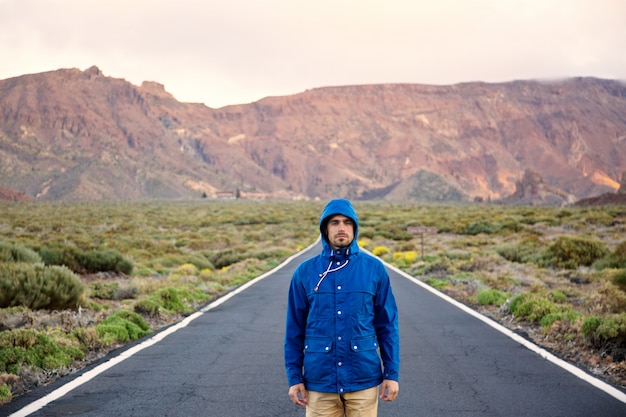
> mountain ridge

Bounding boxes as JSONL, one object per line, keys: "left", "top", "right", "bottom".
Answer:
{"left": 1, "top": 66, "right": 625, "bottom": 203}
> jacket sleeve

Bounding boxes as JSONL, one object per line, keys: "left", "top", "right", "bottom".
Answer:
{"left": 284, "top": 266, "right": 309, "bottom": 386}
{"left": 373, "top": 262, "right": 400, "bottom": 381}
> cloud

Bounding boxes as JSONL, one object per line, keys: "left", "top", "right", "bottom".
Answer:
{"left": 1, "top": 0, "right": 625, "bottom": 108}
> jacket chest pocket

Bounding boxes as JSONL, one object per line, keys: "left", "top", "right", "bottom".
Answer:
{"left": 352, "top": 290, "right": 375, "bottom": 320}
{"left": 307, "top": 291, "right": 335, "bottom": 320}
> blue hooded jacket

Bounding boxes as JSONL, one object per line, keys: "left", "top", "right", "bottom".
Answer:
{"left": 284, "top": 199, "right": 400, "bottom": 394}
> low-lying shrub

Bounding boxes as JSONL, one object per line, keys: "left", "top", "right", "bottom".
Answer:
{"left": 209, "top": 248, "right": 248, "bottom": 269}
{"left": 423, "top": 278, "right": 449, "bottom": 290}
{"left": 0, "top": 242, "right": 41, "bottom": 263}
{"left": 476, "top": 289, "right": 509, "bottom": 307}
{"left": 464, "top": 221, "right": 502, "bottom": 235}
{"left": 372, "top": 246, "right": 391, "bottom": 257}
{"left": 496, "top": 236, "right": 544, "bottom": 264}
{"left": 581, "top": 313, "right": 626, "bottom": 358}
{"left": 80, "top": 249, "right": 133, "bottom": 275}
{"left": 0, "top": 263, "right": 85, "bottom": 310}
{"left": 543, "top": 236, "right": 609, "bottom": 269}
{"left": 95, "top": 310, "right": 151, "bottom": 346}
{"left": 613, "top": 269, "right": 626, "bottom": 292}
{"left": 0, "top": 379, "right": 12, "bottom": 404}
{"left": 540, "top": 310, "right": 580, "bottom": 330}
{"left": 133, "top": 286, "right": 209, "bottom": 316}
{"left": 89, "top": 281, "right": 120, "bottom": 300}
{"left": 509, "top": 293, "right": 562, "bottom": 323}
{"left": 39, "top": 245, "right": 133, "bottom": 275}
{"left": 0, "top": 329, "right": 84, "bottom": 374}
{"left": 596, "top": 241, "right": 626, "bottom": 270}
{"left": 391, "top": 251, "right": 419, "bottom": 268}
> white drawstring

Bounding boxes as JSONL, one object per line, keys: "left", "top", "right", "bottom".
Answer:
{"left": 314, "top": 258, "right": 349, "bottom": 292}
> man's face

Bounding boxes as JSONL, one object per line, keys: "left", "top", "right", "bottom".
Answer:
{"left": 326, "top": 214, "right": 355, "bottom": 249}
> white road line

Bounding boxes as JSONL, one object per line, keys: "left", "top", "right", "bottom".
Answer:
{"left": 8, "top": 243, "right": 316, "bottom": 417}
{"left": 383, "top": 259, "right": 626, "bottom": 404}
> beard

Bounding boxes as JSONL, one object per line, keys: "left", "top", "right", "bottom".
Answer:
{"left": 331, "top": 235, "right": 351, "bottom": 248}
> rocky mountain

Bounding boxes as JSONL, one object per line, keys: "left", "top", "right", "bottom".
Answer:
{"left": 575, "top": 171, "right": 626, "bottom": 206}
{"left": 1, "top": 66, "right": 625, "bottom": 203}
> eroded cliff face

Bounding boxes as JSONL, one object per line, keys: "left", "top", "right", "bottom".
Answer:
{"left": 1, "top": 67, "right": 625, "bottom": 203}
{"left": 618, "top": 172, "right": 626, "bottom": 195}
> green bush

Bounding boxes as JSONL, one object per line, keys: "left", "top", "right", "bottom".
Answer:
{"left": 613, "top": 241, "right": 626, "bottom": 267}
{"left": 0, "top": 329, "right": 84, "bottom": 374}
{"left": 38, "top": 245, "right": 83, "bottom": 273}
{"left": 496, "top": 236, "right": 543, "bottom": 264}
{"left": 183, "top": 254, "right": 213, "bottom": 271}
{"left": 464, "top": 221, "right": 502, "bottom": 236}
{"left": 358, "top": 228, "right": 375, "bottom": 239}
{"left": 581, "top": 314, "right": 626, "bottom": 348}
{"left": 89, "top": 281, "right": 120, "bottom": 300}
{"left": 40, "top": 245, "right": 133, "bottom": 275}
{"left": 376, "top": 223, "right": 413, "bottom": 240}
{"left": 476, "top": 289, "right": 509, "bottom": 307}
{"left": 613, "top": 269, "right": 626, "bottom": 292}
{"left": 543, "top": 236, "right": 609, "bottom": 269}
{"left": 210, "top": 249, "right": 248, "bottom": 269}
{"left": 133, "top": 297, "right": 161, "bottom": 315}
{"left": 95, "top": 310, "right": 151, "bottom": 346}
{"left": 0, "top": 263, "right": 85, "bottom": 310}
{"left": 0, "top": 242, "right": 42, "bottom": 263}
{"left": 0, "top": 382, "right": 11, "bottom": 404}
{"left": 539, "top": 310, "right": 580, "bottom": 329}
{"left": 509, "top": 293, "right": 560, "bottom": 323}
{"left": 80, "top": 249, "right": 133, "bottom": 274}
{"left": 424, "top": 278, "right": 449, "bottom": 290}
{"left": 550, "top": 290, "right": 568, "bottom": 303}
{"left": 581, "top": 316, "right": 603, "bottom": 339}
{"left": 134, "top": 286, "right": 208, "bottom": 316}
{"left": 501, "top": 220, "right": 524, "bottom": 233}
{"left": 598, "top": 241, "right": 626, "bottom": 270}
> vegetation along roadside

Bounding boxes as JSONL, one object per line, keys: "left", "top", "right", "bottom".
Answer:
{"left": 1, "top": 200, "right": 625, "bottom": 407}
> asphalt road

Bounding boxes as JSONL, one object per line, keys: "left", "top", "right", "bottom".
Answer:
{"left": 5, "top": 243, "right": 626, "bottom": 417}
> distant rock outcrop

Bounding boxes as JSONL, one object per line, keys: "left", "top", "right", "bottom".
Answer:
{"left": 0, "top": 186, "right": 32, "bottom": 202}
{"left": 500, "top": 169, "right": 575, "bottom": 206}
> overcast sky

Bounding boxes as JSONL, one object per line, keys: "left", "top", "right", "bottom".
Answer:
{"left": 1, "top": 0, "right": 625, "bottom": 108}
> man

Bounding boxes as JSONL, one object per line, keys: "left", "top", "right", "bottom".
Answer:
{"left": 284, "top": 198, "right": 400, "bottom": 416}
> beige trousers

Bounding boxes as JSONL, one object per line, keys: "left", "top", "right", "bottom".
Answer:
{"left": 306, "top": 386, "right": 379, "bottom": 417}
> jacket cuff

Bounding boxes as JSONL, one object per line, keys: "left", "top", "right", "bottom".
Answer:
{"left": 383, "top": 368, "right": 399, "bottom": 381}
{"left": 288, "top": 373, "right": 304, "bottom": 387}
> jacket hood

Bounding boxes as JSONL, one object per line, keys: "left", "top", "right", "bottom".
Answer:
{"left": 319, "top": 199, "right": 359, "bottom": 254}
